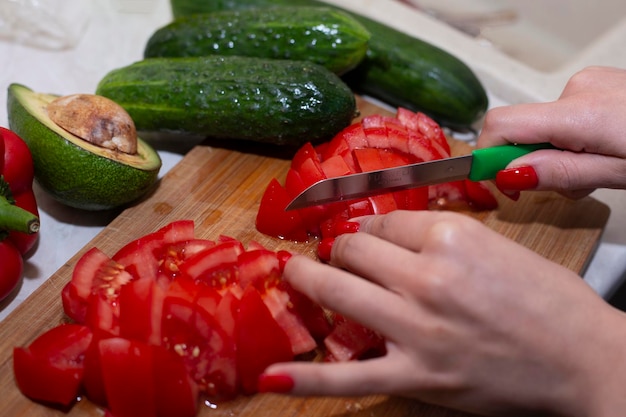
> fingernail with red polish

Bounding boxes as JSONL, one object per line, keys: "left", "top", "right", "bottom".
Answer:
{"left": 334, "top": 220, "right": 360, "bottom": 236}
{"left": 495, "top": 166, "right": 539, "bottom": 191}
{"left": 317, "top": 237, "right": 335, "bottom": 262}
{"left": 258, "top": 373, "right": 295, "bottom": 393}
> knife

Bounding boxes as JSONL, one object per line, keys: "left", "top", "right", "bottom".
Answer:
{"left": 285, "top": 143, "right": 555, "bottom": 210}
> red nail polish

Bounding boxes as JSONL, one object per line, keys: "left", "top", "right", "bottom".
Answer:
{"left": 257, "top": 373, "right": 295, "bottom": 393}
{"left": 495, "top": 166, "right": 538, "bottom": 191}
{"left": 334, "top": 220, "right": 360, "bottom": 236}
{"left": 317, "top": 237, "right": 335, "bottom": 262}
{"left": 276, "top": 250, "right": 293, "bottom": 271}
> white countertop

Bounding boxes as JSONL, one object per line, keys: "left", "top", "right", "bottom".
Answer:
{"left": 1, "top": 0, "right": 625, "bottom": 322}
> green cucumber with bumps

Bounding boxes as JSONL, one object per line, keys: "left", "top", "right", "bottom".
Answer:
{"left": 169, "top": 0, "right": 488, "bottom": 130}
{"left": 144, "top": 6, "right": 371, "bottom": 75}
{"left": 95, "top": 56, "right": 357, "bottom": 146}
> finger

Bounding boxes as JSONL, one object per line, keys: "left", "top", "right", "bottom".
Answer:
{"left": 349, "top": 210, "right": 464, "bottom": 253}
{"left": 262, "top": 344, "right": 415, "bottom": 397}
{"left": 283, "top": 255, "right": 410, "bottom": 335}
{"left": 329, "top": 226, "right": 426, "bottom": 291}
{"left": 477, "top": 99, "right": 625, "bottom": 157}
{"left": 508, "top": 149, "right": 626, "bottom": 191}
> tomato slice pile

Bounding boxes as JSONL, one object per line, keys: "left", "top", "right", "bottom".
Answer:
{"left": 256, "top": 108, "right": 497, "bottom": 244}
{"left": 13, "top": 220, "right": 383, "bottom": 416}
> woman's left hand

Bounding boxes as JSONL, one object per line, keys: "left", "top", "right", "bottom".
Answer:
{"left": 260, "top": 210, "right": 626, "bottom": 417}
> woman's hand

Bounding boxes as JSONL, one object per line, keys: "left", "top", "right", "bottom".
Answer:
{"left": 260, "top": 211, "right": 626, "bottom": 417}
{"left": 478, "top": 66, "right": 626, "bottom": 199}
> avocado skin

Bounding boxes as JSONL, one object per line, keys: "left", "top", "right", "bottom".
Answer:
{"left": 7, "top": 83, "right": 161, "bottom": 211}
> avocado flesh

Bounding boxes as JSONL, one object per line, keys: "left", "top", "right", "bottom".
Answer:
{"left": 7, "top": 83, "right": 162, "bottom": 210}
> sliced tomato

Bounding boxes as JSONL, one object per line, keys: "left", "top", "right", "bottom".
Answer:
{"left": 13, "top": 324, "right": 93, "bottom": 407}
{"left": 82, "top": 333, "right": 108, "bottom": 407}
{"left": 236, "top": 286, "right": 293, "bottom": 394}
{"left": 112, "top": 220, "right": 196, "bottom": 281}
{"left": 298, "top": 156, "right": 326, "bottom": 188}
{"left": 161, "top": 295, "right": 237, "bottom": 399}
{"left": 237, "top": 249, "right": 280, "bottom": 290}
{"left": 396, "top": 107, "right": 451, "bottom": 155}
{"left": 99, "top": 337, "right": 157, "bottom": 417}
{"left": 180, "top": 239, "right": 244, "bottom": 282}
{"left": 152, "top": 344, "right": 199, "bottom": 417}
{"left": 261, "top": 285, "right": 317, "bottom": 355}
{"left": 157, "top": 238, "right": 217, "bottom": 285}
{"left": 118, "top": 278, "right": 165, "bottom": 345}
{"left": 290, "top": 141, "right": 320, "bottom": 172}
{"left": 464, "top": 180, "right": 499, "bottom": 210}
{"left": 282, "top": 282, "right": 332, "bottom": 341}
{"left": 320, "top": 154, "right": 352, "bottom": 178}
{"left": 84, "top": 292, "right": 120, "bottom": 337}
{"left": 323, "top": 315, "right": 386, "bottom": 362}
{"left": 255, "top": 178, "right": 309, "bottom": 242}
{"left": 61, "top": 247, "right": 133, "bottom": 337}
{"left": 256, "top": 107, "right": 496, "bottom": 243}
{"left": 62, "top": 247, "right": 132, "bottom": 324}
{"left": 353, "top": 148, "right": 398, "bottom": 214}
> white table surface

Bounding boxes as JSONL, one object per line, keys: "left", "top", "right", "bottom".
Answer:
{"left": 1, "top": 0, "right": 625, "bottom": 323}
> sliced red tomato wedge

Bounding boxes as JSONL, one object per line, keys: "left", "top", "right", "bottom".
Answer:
{"left": 13, "top": 324, "right": 93, "bottom": 407}
{"left": 161, "top": 290, "right": 237, "bottom": 399}
{"left": 236, "top": 286, "right": 293, "bottom": 395}
{"left": 112, "top": 220, "right": 196, "bottom": 282}
{"left": 256, "top": 108, "right": 497, "bottom": 248}
{"left": 99, "top": 337, "right": 157, "bottom": 417}
{"left": 61, "top": 247, "right": 132, "bottom": 332}
{"left": 14, "top": 220, "right": 394, "bottom": 416}
{"left": 323, "top": 314, "right": 386, "bottom": 362}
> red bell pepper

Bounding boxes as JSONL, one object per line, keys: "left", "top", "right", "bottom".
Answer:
{"left": 0, "top": 127, "right": 40, "bottom": 301}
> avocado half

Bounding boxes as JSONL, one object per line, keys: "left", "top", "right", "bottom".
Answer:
{"left": 7, "top": 83, "right": 162, "bottom": 210}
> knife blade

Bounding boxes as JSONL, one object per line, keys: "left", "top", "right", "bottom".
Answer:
{"left": 285, "top": 143, "right": 555, "bottom": 210}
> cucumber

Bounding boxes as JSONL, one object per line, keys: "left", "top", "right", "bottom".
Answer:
{"left": 95, "top": 56, "right": 357, "bottom": 146}
{"left": 144, "top": 7, "right": 370, "bottom": 75}
{"left": 170, "top": 0, "right": 488, "bottom": 130}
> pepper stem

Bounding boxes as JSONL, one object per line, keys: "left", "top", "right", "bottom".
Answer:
{"left": 0, "top": 194, "right": 40, "bottom": 234}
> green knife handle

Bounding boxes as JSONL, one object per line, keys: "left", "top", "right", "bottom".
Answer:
{"left": 468, "top": 143, "right": 556, "bottom": 181}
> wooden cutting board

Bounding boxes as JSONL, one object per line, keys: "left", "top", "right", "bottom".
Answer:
{"left": 0, "top": 97, "right": 610, "bottom": 417}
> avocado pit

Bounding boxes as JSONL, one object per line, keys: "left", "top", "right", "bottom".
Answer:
{"left": 47, "top": 94, "right": 138, "bottom": 154}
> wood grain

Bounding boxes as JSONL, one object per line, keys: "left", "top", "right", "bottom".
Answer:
{"left": 0, "top": 98, "right": 609, "bottom": 417}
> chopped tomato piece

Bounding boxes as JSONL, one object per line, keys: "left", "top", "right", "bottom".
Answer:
{"left": 324, "top": 315, "right": 386, "bottom": 362}
{"left": 99, "top": 337, "right": 157, "bottom": 417}
{"left": 161, "top": 296, "right": 236, "bottom": 399}
{"left": 14, "top": 220, "right": 403, "bottom": 413}
{"left": 255, "top": 178, "right": 308, "bottom": 242}
{"left": 237, "top": 249, "right": 280, "bottom": 289}
{"left": 257, "top": 107, "right": 496, "bottom": 243}
{"left": 281, "top": 281, "right": 332, "bottom": 341}
{"left": 62, "top": 247, "right": 132, "bottom": 324}
{"left": 464, "top": 180, "right": 499, "bottom": 210}
{"left": 113, "top": 220, "right": 195, "bottom": 281}
{"left": 320, "top": 154, "right": 352, "bottom": 178}
{"left": 180, "top": 239, "right": 244, "bottom": 281}
{"left": 298, "top": 157, "right": 326, "bottom": 188}
{"left": 236, "top": 286, "right": 293, "bottom": 394}
{"left": 290, "top": 142, "right": 320, "bottom": 172}
{"left": 261, "top": 285, "right": 317, "bottom": 355}
{"left": 152, "top": 344, "right": 199, "bottom": 417}
{"left": 13, "top": 324, "right": 93, "bottom": 407}
{"left": 118, "top": 278, "right": 165, "bottom": 345}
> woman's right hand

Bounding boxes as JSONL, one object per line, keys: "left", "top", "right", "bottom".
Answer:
{"left": 477, "top": 66, "right": 626, "bottom": 199}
